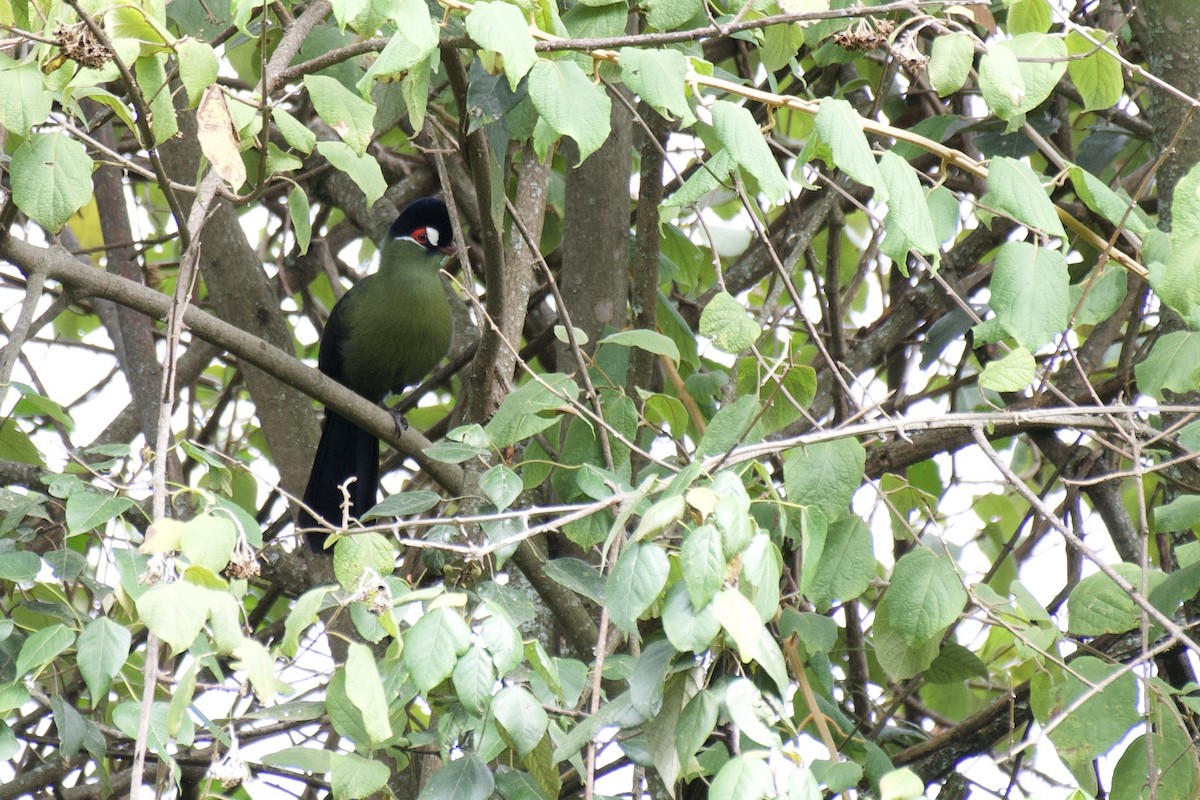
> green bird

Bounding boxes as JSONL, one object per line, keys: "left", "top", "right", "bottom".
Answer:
{"left": 299, "top": 197, "right": 455, "bottom": 550}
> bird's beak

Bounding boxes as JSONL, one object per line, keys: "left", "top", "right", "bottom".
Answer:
{"left": 439, "top": 243, "right": 457, "bottom": 256}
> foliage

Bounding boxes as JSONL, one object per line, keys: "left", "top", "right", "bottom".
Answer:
{"left": 2, "top": 1, "right": 1200, "bottom": 799}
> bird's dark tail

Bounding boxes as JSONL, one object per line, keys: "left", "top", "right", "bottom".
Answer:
{"left": 299, "top": 411, "right": 379, "bottom": 551}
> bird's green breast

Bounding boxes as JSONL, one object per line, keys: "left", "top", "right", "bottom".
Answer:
{"left": 335, "top": 241, "right": 452, "bottom": 400}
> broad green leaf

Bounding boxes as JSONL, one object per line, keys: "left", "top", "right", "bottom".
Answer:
{"left": 0, "top": 61, "right": 52, "bottom": 137}
{"left": 600, "top": 329, "right": 681, "bottom": 364}
{"left": 681, "top": 523, "right": 725, "bottom": 608}
{"left": 1135, "top": 331, "right": 1200, "bottom": 400}
{"left": 493, "top": 685, "right": 548, "bottom": 756}
{"left": 174, "top": 38, "right": 217, "bottom": 109}
{"left": 16, "top": 624, "right": 75, "bottom": 678}
{"left": 711, "top": 100, "right": 789, "bottom": 202}
{"left": 677, "top": 690, "right": 719, "bottom": 766}
{"left": 1109, "top": 693, "right": 1199, "bottom": 800}
{"left": 136, "top": 581, "right": 214, "bottom": 653}
{"left": 1066, "top": 29, "right": 1123, "bottom": 112}
{"left": 760, "top": 21, "right": 804, "bottom": 72}
{"left": 978, "top": 346, "right": 1036, "bottom": 393}
{"left": 480, "top": 464, "right": 522, "bottom": 510}
{"left": 662, "top": 582, "right": 720, "bottom": 653}
{"left": 724, "top": 678, "right": 780, "bottom": 747}
{"left": 606, "top": 541, "right": 670, "bottom": 633}
{"left": 700, "top": 291, "right": 760, "bottom": 353}
{"left": 11, "top": 134, "right": 94, "bottom": 232}
{"left": 346, "top": 643, "right": 393, "bottom": 743}
{"left": 543, "top": 558, "right": 606, "bottom": 605}
{"left": 872, "top": 601, "right": 940, "bottom": 680}
{"left": 929, "top": 32, "right": 973, "bottom": 96}
{"left": 305, "top": 75, "right": 375, "bottom": 155}
{"left": 273, "top": 107, "right": 316, "bottom": 154}
{"left": 619, "top": 47, "right": 694, "bottom": 123}
{"left": 135, "top": 55, "right": 178, "bottom": 144}
{"left": 990, "top": 241, "right": 1069, "bottom": 350}
{"left": 1067, "top": 563, "right": 1164, "bottom": 636}
{"left": 528, "top": 59, "right": 612, "bottom": 163}
{"left": 926, "top": 641, "right": 988, "bottom": 684}
{"left": 329, "top": 0, "right": 368, "bottom": 30}
{"left": 1173, "top": 163, "right": 1200, "bottom": 243}
{"left": 65, "top": 492, "right": 133, "bottom": 537}
{"left": 713, "top": 587, "right": 764, "bottom": 660}
{"left": 1068, "top": 165, "right": 1150, "bottom": 236}
{"left": 1008, "top": 0, "right": 1051, "bottom": 34}
{"left": 697, "top": 394, "right": 761, "bottom": 456}
{"left": 232, "top": 639, "right": 291, "bottom": 703}
{"left": 633, "top": 494, "right": 685, "bottom": 541}
{"left": 710, "top": 755, "right": 773, "bottom": 800}
{"left": 486, "top": 373, "right": 580, "bottom": 448}
{"left": 804, "top": 515, "right": 874, "bottom": 609}
{"left": 77, "top": 618, "right": 132, "bottom": 703}
{"left": 985, "top": 156, "right": 1066, "bottom": 239}
{"left": 316, "top": 141, "right": 387, "bottom": 207}
{"left": 180, "top": 514, "right": 237, "bottom": 572}
{"left": 879, "top": 768, "right": 925, "bottom": 800}
{"left": 467, "top": 2, "right": 537, "bottom": 90}
{"left": 879, "top": 151, "right": 938, "bottom": 255}
{"left": 814, "top": 98, "right": 886, "bottom": 198}
{"left": 880, "top": 548, "right": 966, "bottom": 645}
{"left": 1031, "top": 657, "right": 1138, "bottom": 780}
{"left": 979, "top": 34, "right": 1067, "bottom": 124}
{"left": 331, "top": 752, "right": 391, "bottom": 799}
{"left": 452, "top": 646, "right": 495, "bottom": 715}
{"left": 417, "top": 754, "right": 495, "bottom": 800}
{"left": 644, "top": 0, "right": 701, "bottom": 30}
{"left": 365, "top": 490, "right": 441, "bottom": 519}
{"left": 783, "top": 438, "right": 866, "bottom": 522}
{"left": 405, "top": 607, "right": 471, "bottom": 692}
{"left": 332, "top": 532, "right": 394, "bottom": 589}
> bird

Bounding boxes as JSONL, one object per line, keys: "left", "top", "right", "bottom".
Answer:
{"left": 299, "top": 196, "right": 455, "bottom": 551}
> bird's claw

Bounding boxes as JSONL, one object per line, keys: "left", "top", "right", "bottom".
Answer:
{"left": 389, "top": 406, "right": 409, "bottom": 437}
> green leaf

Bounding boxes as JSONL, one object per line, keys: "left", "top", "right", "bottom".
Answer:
{"left": 699, "top": 291, "right": 760, "bottom": 353}
{"left": 346, "top": 643, "right": 393, "bottom": 743}
{"left": 486, "top": 373, "right": 580, "bottom": 448}
{"left": 1031, "top": 657, "right": 1138, "bottom": 778}
{"left": 619, "top": 47, "right": 693, "bottom": 123}
{"left": 1135, "top": 331, "right": 1200, "bottom": 400}
{"left": 643, "top": 0, "right": 701, "bottom": 30}
{"left": 365, "top": 490, "right": 441, "bottom": 519}
{"left": 872, "top": 601, "right": 940, "bottom": 680}
{"left": 331, "top": 752, "right": 391, "bottom": 799}
{"left": 282, "top": 586, "right": 330, "bottom": 658}
{"left": 1066, "top": 29, "right": 1122, "bottom": 112}
{"left": 814, "top": 98, "right": 886, "bottom": 198}
{"left": 232, "top": 639, "right": 291, "bottom": 703}
{"left": 804, "top": 515, "right": 874, "bottom": 610}
{"left": 879, "top": 151, "right": 938, "bottom": 255}
{"left": 1068, "top": 165, "right": 1149, "bottom": 236}
{"left": 136, "top": 581, "right": 214, "bottom": 653}
{"left": 480, "top": 464, "right": 522, "bottom": 510}
{"left": 725, "top": 677, "right": 780, "bottom": 747}
{"left": 929, "top": 32, "right": 974, "bottom": 97}
{"left": 452, "top": 646, "right": 495, "bottom": 715}
{"left": 543, "top": 558, "right": 606, "bottom": 605}
{"left": 467, "top": 2, "right": 537, "bottom": 90}
{"left": 332, "top": 532, "right": 394, "bottom": 589}
{"left": 180, "top": 513, "right": 238, "bottom": 572}
{"left": 698, "top": 394, "right": 761, "bottom": 456}
{"left": 681, "top": 523, "right": 725, "bottom": 609}
{"left": 600, "top": 329, "right": 681, "bottom": 364}
{"left": 11, "top": 133, "right": 94, "bottom": 232}
{"left": 65, "top": 492, "right": 133, "bottom": 537}
{"left": 289, "top": 186, "right": 312, "bottom": 255}
{"left": 880, "top": 548, "right": 966, "bottom": 645}
{"left": 16, "top": 624, "right": 75, "bottom": 678}
{"left": 274, "top": 106, "right": 317, "bottom": 155}
{"left": 1008, "top": 0, "right": 1051, "bottom": 34}
{"left": 710, "top": 755, "right": 773, "bottom": 800}
{"left": 492, "top": 685, "right": 548, "bottom": 757}
{"left": 1109, "top": 693, "right": 1199, "bottom": 800}
{"left": 713, "top": 587, "right": 764, "bottom": 660}
{"left": 1172, "top": 163, "right": 1200, "bottom": 243}
{"left": 174, "top": 37, "right": 217, "bottom": 108}
{"left": 879, "top": 767, "right": 925, "bottom": 800}
{"left": 405, "top": 607, "right": 471, "bottom": 692}
{"left": 135, "top": 54, "right": 179, "bottom": 145}
{"left": 528, "top": 59, "right": 612, "bottom": 163}
{"left": 662, "top": 582, "right": 720, "bottom": 653}
{"left": 985, "top": 156, "right": 1066, "bottom": 239}
{"left": 990, "top": 241, "right": 1069, "bottom": 350}
{"left": 606, "top": 541, "right": 670, "bottom": 633}
{"left": 77, "top": 617, "right": 132, "bottom": 703}
{"left": 979, "top": 34, "right": 1067, "bottom": 124}
{"left": 1067, "top": 563, "right": 1164, "bottom": 636}
{"left": 0, "top": 61, "right": 52, "bottom": 137}
{"left": 417, "top": 754, "right": 495, "bottom": 800}
{"left": 711, "top": 100, "right": 789, "bottom": 202}
{"left": 978, "top": 346, "right": 1036, "bottom": 393}
{"left": 315, "top": 141, "right": 386, "bottom": 207}
{"left": 305, "top": 75, "right": 375, "bottom": 155}
{"left": 783, "top": 438, "right": 866, "bottom": 523}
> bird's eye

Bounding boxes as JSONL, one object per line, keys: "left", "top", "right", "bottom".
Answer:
{"left": 412, "top": 228, "right": 429, "bottom": 245}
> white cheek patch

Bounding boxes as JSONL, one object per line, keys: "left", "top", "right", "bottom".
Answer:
{"left": 427, "top": 228, "right": 440, "bottom": 247}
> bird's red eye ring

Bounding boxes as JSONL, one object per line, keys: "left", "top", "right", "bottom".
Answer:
{"left": 412, "top": 228, "right": 430, "bottom": 245}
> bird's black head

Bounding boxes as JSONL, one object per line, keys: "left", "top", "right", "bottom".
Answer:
{"left": 389, "top": 197, "right": 455, "bottom": 255}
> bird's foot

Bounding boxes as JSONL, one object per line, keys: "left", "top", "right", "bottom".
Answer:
{"left": 388, "top": 406, "right": 409, "bottom": 437}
